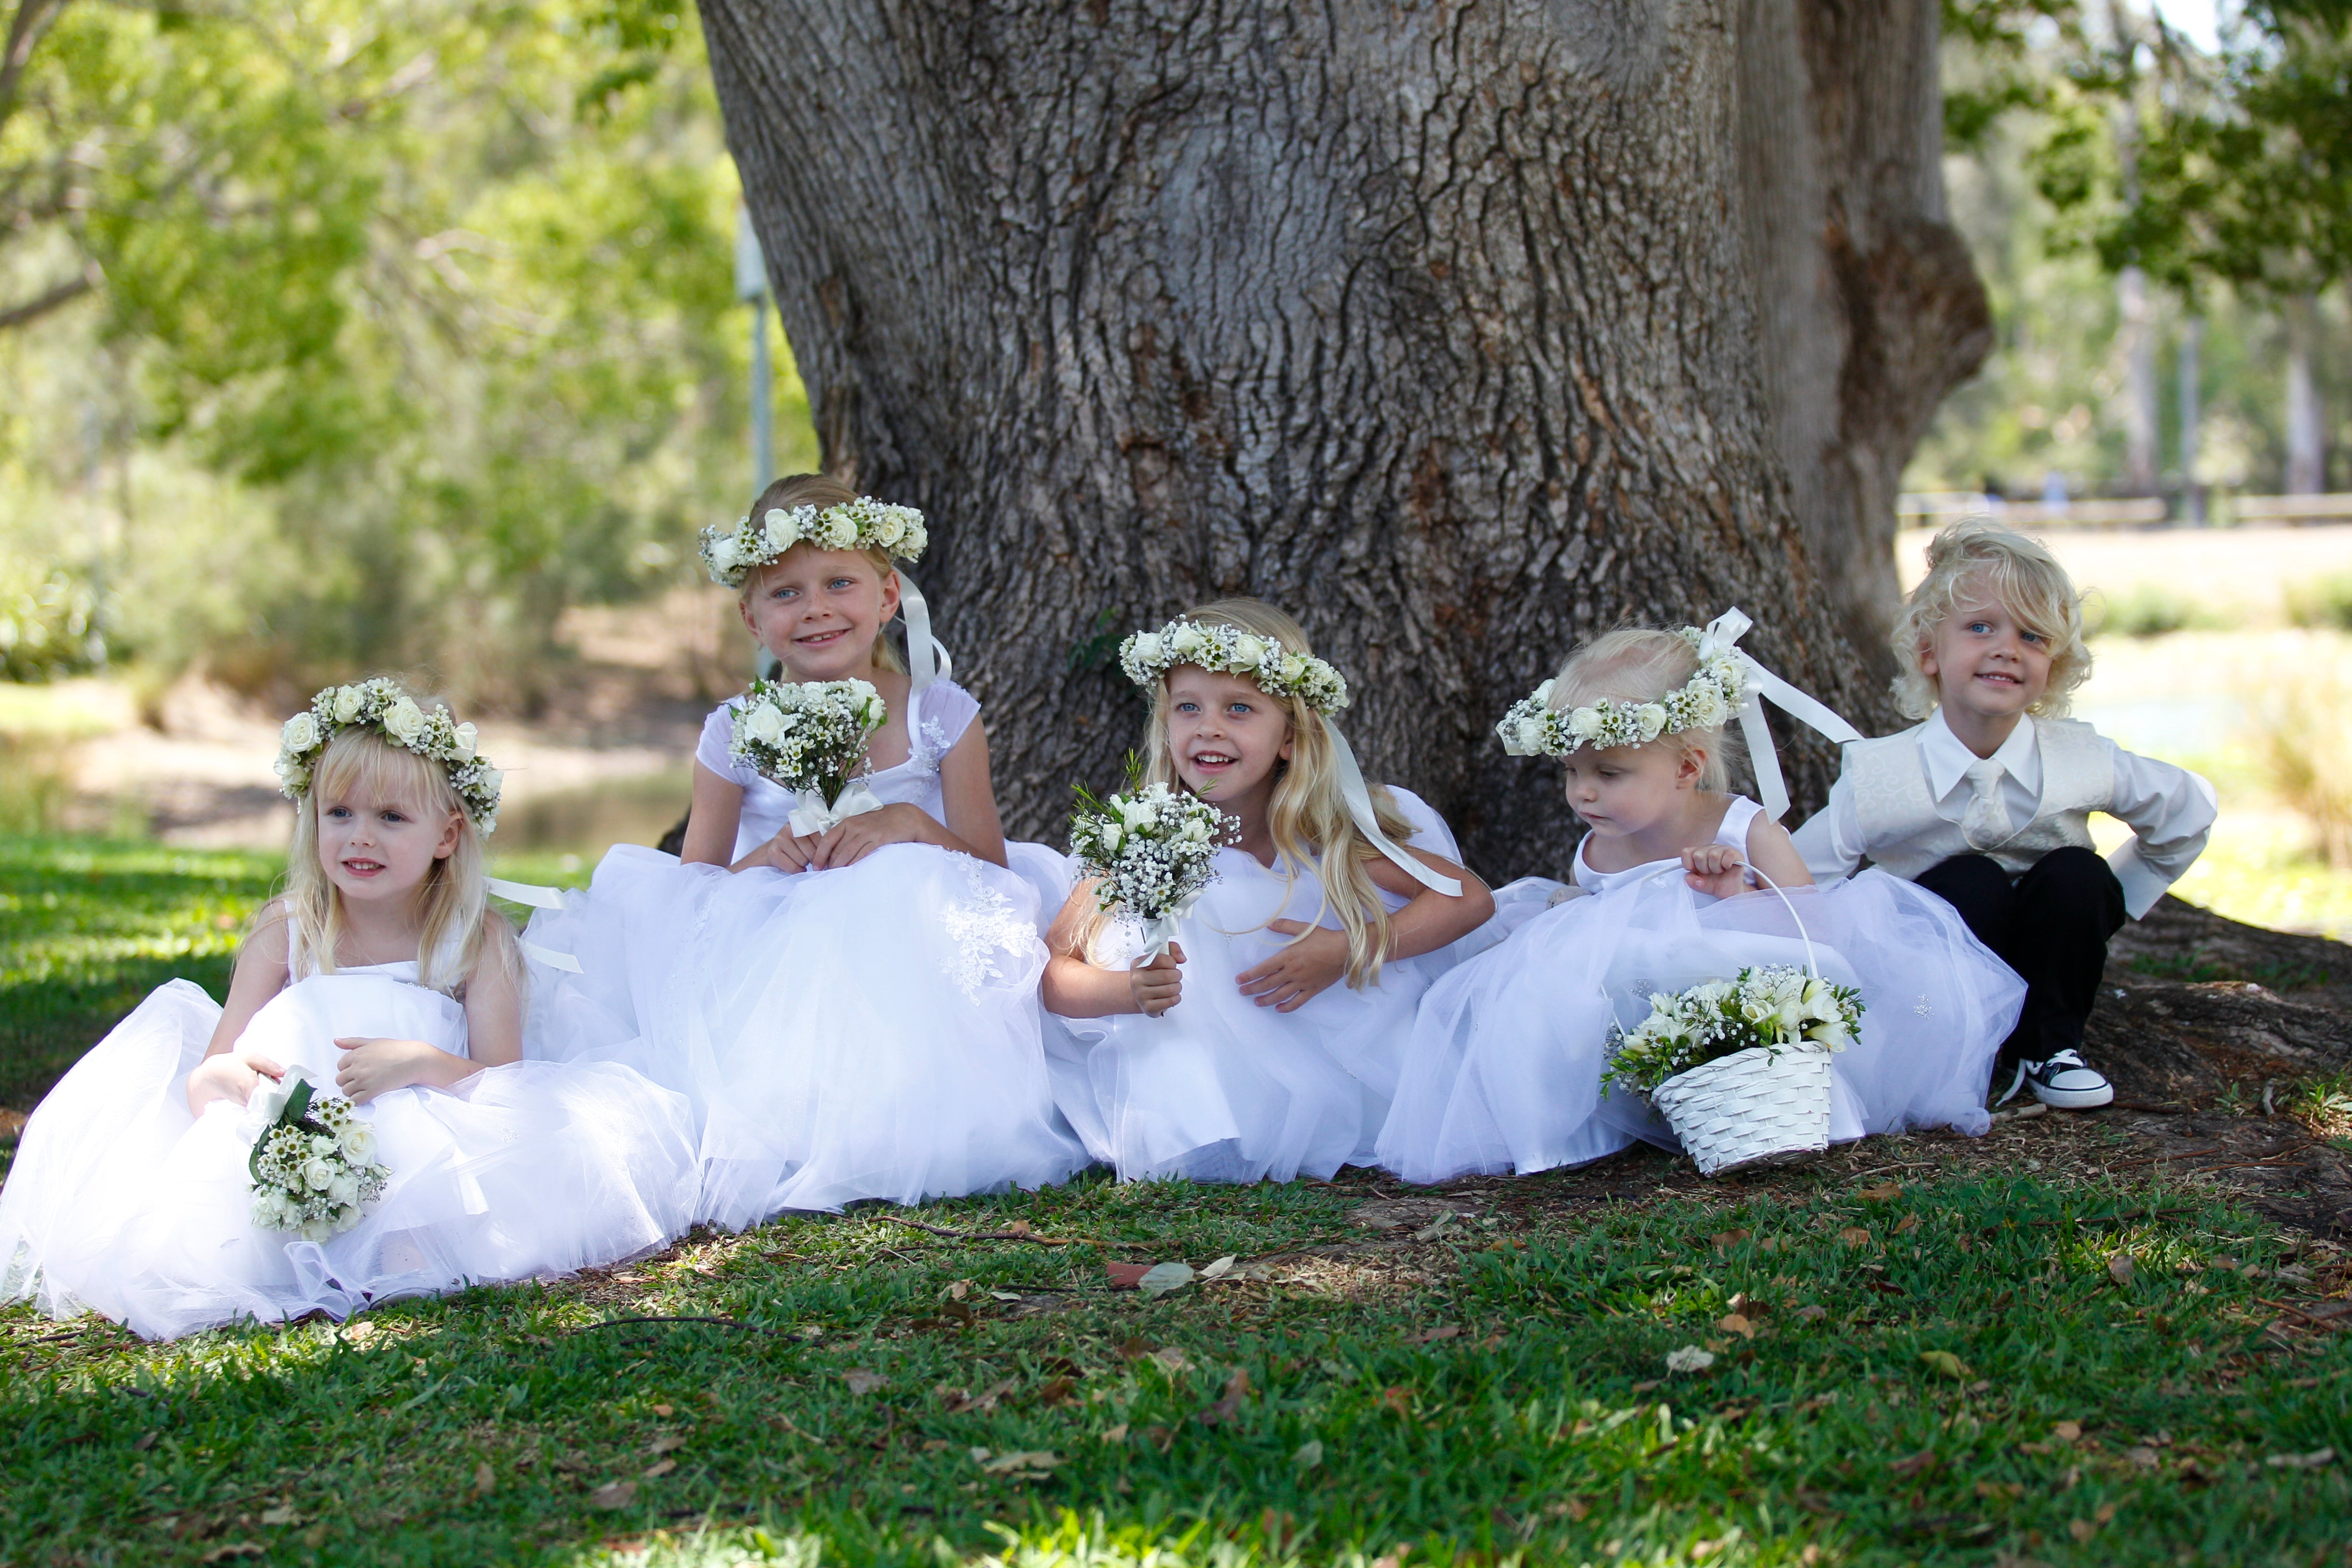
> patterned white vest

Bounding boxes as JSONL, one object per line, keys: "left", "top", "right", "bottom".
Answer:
{"left": 1846, "top": 716, "right": 2114, "bottom": 881}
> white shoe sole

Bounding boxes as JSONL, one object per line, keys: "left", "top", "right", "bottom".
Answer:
{"left": 2032, "top": 1081, "right": 2114, "bottom": 1110}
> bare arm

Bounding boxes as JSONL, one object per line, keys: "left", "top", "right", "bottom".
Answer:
{"left": 333, "top": 921, "right": 521, "bottom": 1104}
{"left": 186, "top": 902, "right": 295, "bottom": 1113}
{"left": 1241, "top": 848, "right": 1494, "bottom": 1011}
{"left": 1041, "top": 880, "right": 1183, "bottom": 1018}
{"left": 1684, "top": 815, "right": 1818, "bottom": 897}
{"left": 681, "top": 760, "right": 748, "bottom": 867}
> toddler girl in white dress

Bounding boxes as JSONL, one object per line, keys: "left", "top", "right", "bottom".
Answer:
{"left": 1377, "top": 617, "right": 2026, "bottom": 1185}
{"left": 522, "top": 476, "right": 1082, "bottom": 1224}
{"left": 0, "top": 683, "right": 697, "bottom": 1339}
{"left": 1041, "top": 599, "right": 1495, "bottom": 1183}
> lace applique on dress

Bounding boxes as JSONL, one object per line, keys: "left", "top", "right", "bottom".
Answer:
{"left": 906, "top": 715, "right": 956, "bottom": 777}
{"left": 938, "top": 858, "right": 1038, "bottom": 1003}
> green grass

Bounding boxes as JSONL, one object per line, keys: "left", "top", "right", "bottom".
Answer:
{"left": 3, "top": 836, "right": 2350, "bottom": 1566}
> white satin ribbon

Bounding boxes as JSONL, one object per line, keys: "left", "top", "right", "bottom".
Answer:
{"left": 484, "top": 878, "right": 585, "bottom": 971}
{"left": 787, "top": 777, "right": 887, "bottom": 838}
{"left": 1323, "top": 719, "right": 1463, "bottom": 897}
{"left": 1693, "top": 608, "right": 1862, "bottom": 821}
{"left": 894, "top": 569, "right": 954, "bottom": 696}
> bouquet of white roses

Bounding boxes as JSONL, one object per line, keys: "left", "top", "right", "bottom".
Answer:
{"left": 1603, "top": 964, "right": 1862, "bottom": 1100}
{"left": 1069, "top": 775, "right": 1237, "bottom": 958}
{"left": 729, "top": 677, "right": 890, "bottom": 835}
{"left": 247, "top": 1069, "right": 391, "bottom": 1242}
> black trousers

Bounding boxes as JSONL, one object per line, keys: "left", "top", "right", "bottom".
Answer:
{"left": 1913, "top": 846, "right": 2127, "bottom": 1068}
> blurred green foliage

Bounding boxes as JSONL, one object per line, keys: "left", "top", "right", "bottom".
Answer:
{"left": 0, "top": 0, "right": 814, "bottom": 707}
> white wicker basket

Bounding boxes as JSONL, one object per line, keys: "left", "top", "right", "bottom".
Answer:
{"left": 1650, "top": 1043, "right": 1835, "bottom": 1177}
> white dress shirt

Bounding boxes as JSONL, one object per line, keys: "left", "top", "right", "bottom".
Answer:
{"left": 1791, "top": 708, "right": 2217, "bottom": 919}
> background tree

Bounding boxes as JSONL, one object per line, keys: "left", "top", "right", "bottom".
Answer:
{"left": 700, "top": 0, "right": 1997, "bottom": 877}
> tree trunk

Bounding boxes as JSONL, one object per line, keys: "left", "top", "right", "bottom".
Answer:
{"left": 1734, "top": 0, "right": 1991, "bottom": 686}
{"left": 700, "top": 0, "right": 1905, "bottom": 879}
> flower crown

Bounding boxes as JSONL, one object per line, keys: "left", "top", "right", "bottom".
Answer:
{"left": 698, "top": 496, "right": 928, "bottom": 588}
{"left": 1118, "top": 619, "right": 1350, "bottom": 715}
{"left": 273, "top": 679, "right": 504, "bottom": 833}
{"left": 1496, "top": 626, "right": 1751, "bottom": 757}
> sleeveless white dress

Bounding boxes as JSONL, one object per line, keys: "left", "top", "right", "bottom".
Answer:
{"left": 1376, "top": 796, "right": 2026, "bottom": 1185}
{"left": 1044, "top": 788, "right": 1475, "bottom": 1184}
{"left": 521, "top": 680, "right": 1085, "bottom": 1225}
{"left": 0, "top": 938, "right": 698, "bottom": 1340}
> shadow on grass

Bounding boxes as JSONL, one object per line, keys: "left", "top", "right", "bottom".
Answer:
{"left": 2, "top": 1173, "right": 2346, "bottom": 1567}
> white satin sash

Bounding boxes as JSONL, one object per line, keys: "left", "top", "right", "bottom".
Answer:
{"left": 485, "top": 877, "right": 584, "bottom": 973}
{"left": 1323, "top": 719, "right": 1463, "bottom": 897}
{"left": 1695, "top": 608, "right": 1863, "bottom": 821}
{"left": 894, "top": 569, "right": 954, "bottom": 696}
{"left": 787, "top": 777, "right": 887, "bottom": 838}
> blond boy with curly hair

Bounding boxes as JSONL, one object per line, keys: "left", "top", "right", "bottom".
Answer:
{"left": 1792, "top": 520, "right": 2217, "bottom": 1109}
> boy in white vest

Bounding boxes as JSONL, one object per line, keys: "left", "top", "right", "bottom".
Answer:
{"left": 1792, "top": 520, "right": 2216, "bottom": 1109}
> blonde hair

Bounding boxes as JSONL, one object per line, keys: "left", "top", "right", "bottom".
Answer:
{"left": 281, "top": 723, "right": 505, "bottom": 996}
{"left": 741, "top": 473, "right": 906, "bottom": 675}
{"left": 1891, "top": 519, "right": 2090, "bottom": 720}
{"left": 1547, "top": 627, "right": 1741, "bottom": 792}
{"left": 1129, "top": 598, "right": 1416, "bottom": 991}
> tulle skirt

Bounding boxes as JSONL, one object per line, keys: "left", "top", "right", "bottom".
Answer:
{"left": 1044, "top": 883, "right": 1462, "bottom": 1186}
{"left": 0, "top": 976, "right": 699, "bottom": 1340}
{"left": 1375, "top": 869, "right": 2026, "bottom": 1185}
{"left": 522, "top": 843, "right": 1086, "bottom": 1225}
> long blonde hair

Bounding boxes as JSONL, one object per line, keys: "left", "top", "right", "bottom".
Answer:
{"left": 1548, "top": 627, "right": 1744, "bottom": 791}
{"left": 1135, "top": 598, "right": 1417, "bottom": 991}
{"left": 741, "top": 473, "right": 907, "bottom": 675}
{"left": 281, "top": 725, "right": 501, "bottom": 995}
{"left": 1891, "top": 519, "right": 2090, "bottom": 720}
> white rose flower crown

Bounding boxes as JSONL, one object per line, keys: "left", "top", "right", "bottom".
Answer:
{"left": 274, "top": 678, "right": 504, "bottom": 833}
{"left": 696, "top": 494, "right": 954, "bottom": 697}
{"left": 1493, "top": 608, "right": 1864, "bottom": 821}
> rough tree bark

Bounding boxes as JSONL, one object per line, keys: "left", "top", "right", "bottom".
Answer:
{"left": 699, "top": 0, "right": 1920, "bottom": 879}
{"left": 1735, "top": 0, "right": 1992, "bottom": 686}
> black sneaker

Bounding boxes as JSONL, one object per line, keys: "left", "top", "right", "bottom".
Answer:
{"left": 1997, "top": 1049, "right": 2114, "bottom": 1110}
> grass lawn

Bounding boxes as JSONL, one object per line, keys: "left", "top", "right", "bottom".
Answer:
{"left": 3, "top": 838, "right": 2350, "bottom": 1567}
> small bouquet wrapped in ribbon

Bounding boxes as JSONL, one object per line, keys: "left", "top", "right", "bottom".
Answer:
{"left": 246, "top": 1068, "right": 391, "bottom": 1242}
{"left": 729, "top": 677, "right": 890, "bottom": 836}
{"left": 1068, "top": 777, "right": 1236, "bottom": 960}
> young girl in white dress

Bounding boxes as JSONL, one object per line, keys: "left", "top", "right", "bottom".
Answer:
{"left": 0, "top": 683, "right": 698, "bottom": 1340}
{"left": 522, "top": 476, "right": 1082, "bottom": 1225}
{"left": 1377, "top": 619, "right": 2027, "bottom": 1185}
{"left": 1041, "top": 600, "right": 1495, "bottom": 1184}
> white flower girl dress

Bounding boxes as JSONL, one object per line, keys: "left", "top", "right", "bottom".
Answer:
{"left": 1376, "top": 796, "right": 2026, "bottom": 1185}
{"left": 522, "top": 678, "right": 1085, "bottom": 1225}
{"left": 0, "top": 936, "right": 699, "bottom": 1340}
{"left": 1046, "top": 787, "right": 1476, "bottom": 1184}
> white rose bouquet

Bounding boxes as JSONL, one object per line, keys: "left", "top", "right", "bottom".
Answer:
{"left": 1602, "top": 964, "right": 1863, "bottom": 1100}
{"left": 246, "top": 1069, "right": 391, "bottom": 1242}
{"left": 729, "top": 677, "right": 890, "bottom": 835}
{"left": 1068, "top": 772, "right": 1238, "bottom": 959}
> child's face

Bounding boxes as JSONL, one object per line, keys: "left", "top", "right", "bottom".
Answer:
{"left": 1164, "top": 665, "right": 1293, "bottom": 806}
{"left": 1560, "top": 741, "right": 1701, "bottom": 838}
{"left": 1920, "top": 580, "right": 2053, "bottom": 726}
{"left": 315, "top": 780, "right": 459, "bottom": 908}
{"left": 739, "top": 546, "right": 902, "bottom": 681}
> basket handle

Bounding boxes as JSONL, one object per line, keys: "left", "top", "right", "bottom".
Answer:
{"left": 1636, "top": 858, "right": 1822, "bottom": 980}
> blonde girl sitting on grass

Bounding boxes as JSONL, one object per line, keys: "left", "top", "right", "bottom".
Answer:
{"left": 0, "top": 683, "right": 697, "bottom": 1340}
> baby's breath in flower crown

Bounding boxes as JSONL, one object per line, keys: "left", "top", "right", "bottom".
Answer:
{"left": 1118, "top": 619, "right": 1350, "bottom": 714}
{"left": 698, "top": 497, "right": 929, "bottom": 588}
{"left": 1495, "top": 626, "right": 1750, "bottom": 758}
{"left": 273, "top": 679, "right": 503, "bottom": 833}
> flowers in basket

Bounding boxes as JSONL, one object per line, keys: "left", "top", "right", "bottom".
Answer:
{"left": 1068, "top": 774, "right": 1237, "bottom": 958}
{"left": 729, "top": 677, "right": 889, "bottom": 835}
{"left": 247, "top": 1070, "right": 391, "bottom": 1241}
{"left": 1603, "top": 965, "right": 1863, "bottom": 1100}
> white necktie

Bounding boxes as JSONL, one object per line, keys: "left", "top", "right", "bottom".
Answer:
{"left": 1961, "top": 758, "right": 2012, "bottom": 851}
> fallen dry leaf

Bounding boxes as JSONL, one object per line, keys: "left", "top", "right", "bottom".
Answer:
{"left": 975, "top": 1448, "right": 1062, "bottom": 1477}
{"left": 198, "top": 1547, "right": 264, "bottom": 1564}
{"left": 1147, "top": 1348, "right": 1191, "bottom": 1374}
{"left": 2053, "top": 1420, "right": 2084, "bottom": 1442}
{"left": 1838, "top": 1227, "right": 1874, "bottom": 1248}
{"left": 648, "top": 1434, "right": 686, "bottom": 1456}
{"left": 1920, "top": 1350, "right": 1971, "bottom": 1379}
{"left": 2108, "top": 1254, "right": 2137, "bottom": 1286}
{"left": 588, "top": 1480, "right": 637, "bottom": 1510}
{"left": 1857, "top": 1182, "right": 1903, "bottom": 1201}
{"left": 2266, "top": 1447, "right": 2336, "bottom": 1469}
{"left": 1102, "top": 1423, "right": 1128, "bottom": 1443}
{"left": 1200, "top": 1368, "right": 1251, "bottom": 1426}
{"left": 1795, "top": 1304, "right": 1828, "bottom": 1323}
{"left": 1717, "top": 1313, "right": 1756, "bottom": 1340}
{"left": 2070, "top": 1519, "right": 2099, "bottom": 1544}
{"left": 1294, "top": 1438, "right": 1323, "bottom": 1470}
{"left": 471, "top": 1460, "right": 494, "bottom": 1494}
{"left": 843, "top": 1370, "right": 887, "bottom": 1396}
{"left": 1105, "top": 1262, "right": 1152, "bottom": 1289}
{"left": 649, "top": 1403, "right": 673, "bottom": 1417}
{"left": 1403, "top": 1324, "right": 1462, "bottom": 1345}
{"left": 939, "top": 1377, "right": 1017, "bottom": 1414}
{"left": 1710, "top": 1228, "right": 1752, "bottom": 1252}
{"left": 259, "top": 1505, "right": 299, "bottom": 1526}
{"left": 1197, "top": 1255, "right": 1238, "bottom": 1281}
{"left": 1138, "top": 1262, "right": 1196, "bottom": 1298}
{"left": 1975, "top": 1481, "right": 2023, "bottom": 1502}
{"left": 1893, "top": 1214, "right": 1921, "bottom": 1235}
{"left": 1890, "top": 1450, "right": 1938, "bottom": 1478}
{"left": 948, "top": 1280, "right": 971, "bottom": 1300}
{"left": 1036, "top": 1376, "right": 1076, "bottom": 1407}
{"left": 641, "top": 1458, "right": 676, "bottom": 1480}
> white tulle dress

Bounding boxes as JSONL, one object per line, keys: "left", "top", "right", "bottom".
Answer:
{"left": 0, "top": 940, "right": 699, "bottom": 1341}
{"left": 1045, "top": 788, "right": 1476, "bottom": 1184}
{"left": 1376, "top": 796, "right": 2027, "bottom": 1185}
{"left": 521, "top": 679, "right": 1085, "bottom": 1225}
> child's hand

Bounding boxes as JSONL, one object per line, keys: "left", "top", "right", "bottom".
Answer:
{"left": 185, "top": 1050, "right": 287, "bottom": 1114}
{"left": 756, "top": 829, "right": 825, "bottom": 874}
{"left": 1237, "top": 921, "right": 1350, "bottom": 1012}
{"left": 811, "top": 803, "right": 937, "bottom": 869}
{"left": 1682, "top": 843, "right": 1755, "bottom": 899}
{"left": 334, "top": 1037, "right": 461, "bottom": 1104}
{"left": 1129, "top": 943, "right": 1185, "bottom": 1017}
